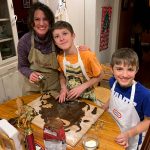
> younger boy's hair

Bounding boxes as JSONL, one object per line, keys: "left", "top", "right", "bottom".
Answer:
{"left": 51, "top": 21, "right": 74, "bottom": 35}
{"left": 110, "top": 48, "right": 139, "bottom": 70}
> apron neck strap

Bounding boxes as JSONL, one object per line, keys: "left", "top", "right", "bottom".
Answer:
{"left": 112, "top": 80, "right": 136, "bottom": 103}
{"left": 31, "top": 33, "right": 35, "bottom": 48}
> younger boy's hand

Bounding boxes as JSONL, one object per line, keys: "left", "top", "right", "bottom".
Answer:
{"left": 100, "top": 103, "right": 109, "bottom": 111}
{"left": 115, "top": 132, "right": 129, "bottom": 148}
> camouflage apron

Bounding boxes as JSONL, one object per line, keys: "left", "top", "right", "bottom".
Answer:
{"left": 63, "top": 48, "right": 96, "bottom": 101}
{"left": 22, "top": 35, "right": 60, "bottom": 95}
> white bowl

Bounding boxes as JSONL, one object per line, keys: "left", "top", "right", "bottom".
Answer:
{"left": 82, "top": 135, "right": 99, "bottom": 150}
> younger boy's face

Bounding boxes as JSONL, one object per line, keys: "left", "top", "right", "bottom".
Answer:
{"left": 53, "top": 28, "right": 75, "bottom": 51}
{"left": 112, "top": 63, "right": 137, "bottom": 87}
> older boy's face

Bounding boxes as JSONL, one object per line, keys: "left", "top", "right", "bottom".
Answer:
{"left": 112, "top": 63, "right": 137, "bottom": 87}
{"left": 53, "top": 28, "right": 75, "bottom": 51}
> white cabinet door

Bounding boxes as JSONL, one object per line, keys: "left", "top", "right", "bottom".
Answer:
{"left": 2, "top": 70, "right": 22, "bottom": 100}
{"left": 0, "top": 0, "right": 18, "bottom": 65}
{"left": 0, "top": 78, "right": 6, "bottom": 103}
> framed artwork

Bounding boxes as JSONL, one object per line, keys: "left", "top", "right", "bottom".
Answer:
{"left": 99, "top": 6, "right": 112, "bottom": 51}
{"left": 23, "top": 0, "right": 31, "bottom": 8}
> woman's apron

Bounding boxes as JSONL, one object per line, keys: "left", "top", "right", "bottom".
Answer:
{"left": 22, "top": 35, "right": 60, "bottom": 95}
{"left": 108, "top": 81, "right": 140, "bottom": 150}
{"left": 63, "top": 48, "right": 96, "bottom": 101}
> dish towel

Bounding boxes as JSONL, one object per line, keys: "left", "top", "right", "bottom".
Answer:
{"left": 55, "top": 0, "right": 69, "bottom": 22}
{"left": 0, "top": 119, "right": 22, "bottom": 150}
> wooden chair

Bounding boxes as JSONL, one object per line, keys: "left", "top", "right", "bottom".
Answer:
{"left": 99, "top": 64, "right": 113, "bottom": 89}
{"left": 0, "top": 129, "right": 25, "bottom": 150}
{"left": 0, "top": 130, "right": 16, "bottom": 150}
{"left": 101, "top": 64, "right": 112, "bottom": 80}
{"left": 140, "top": 126, "right": 150, "bottom": 150}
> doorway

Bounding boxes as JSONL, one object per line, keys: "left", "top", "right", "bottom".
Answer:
{"left": 118, "top": 0, "right": 150, "bottom": 88}
{"left": 12, "top": 0, "right": 33, "bottom": 38}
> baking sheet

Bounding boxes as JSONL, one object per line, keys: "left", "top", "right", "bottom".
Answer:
{"left": 28, "top": 92, "right": 104, "bottom": 147}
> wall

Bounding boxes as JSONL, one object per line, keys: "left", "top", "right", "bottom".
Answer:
{"left": 85, "top": 0, "right": 121, "bottom": 64}
{"left": 40, "top": 0, "right": 121, "bottom": 64}
{"left": 40, "top": 0, "right": 85, "bottom": 45}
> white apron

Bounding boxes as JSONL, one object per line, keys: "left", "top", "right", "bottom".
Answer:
{"left": 63, "top": 48, "right": 96, "bottom": 101}
{"left": 109, "top": 81, "right": 140, "bottom": 150}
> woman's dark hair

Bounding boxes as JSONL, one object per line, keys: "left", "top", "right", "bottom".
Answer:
{"left": 27, "top": 2, "right": 55, "bottom": 30}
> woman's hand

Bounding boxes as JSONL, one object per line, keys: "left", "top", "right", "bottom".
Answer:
{"left": 58, "top": 87, "right": 68, "bottom": 103}
{"left": 67, "top": 84, "right": 86, "bottom": 100}
{"left": 29, "top": 72, "right": 42, "bottom": 83}
{"left": 115, "top": 132, "right": 129, "bottom": 148}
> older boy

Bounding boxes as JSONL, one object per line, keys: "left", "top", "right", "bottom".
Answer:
{"left": 103, "top": 48, "right": 150, "bottom": 150}
{"left": 51, "top": 21, "right": 103, "bottom": 103}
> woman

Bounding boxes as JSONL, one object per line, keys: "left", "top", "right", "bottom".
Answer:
{"left": 18, "top": 2, "right": 60, "bottom": 95}
{"left": 18, "top": 2, "right": 87, "bottom": 95}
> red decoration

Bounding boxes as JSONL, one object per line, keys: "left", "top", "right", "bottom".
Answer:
{"left": 26, "top": 132, "right": 36, "bottom": 150}
{"left": 99, "top": 7, "right": 112, "bottom": 51}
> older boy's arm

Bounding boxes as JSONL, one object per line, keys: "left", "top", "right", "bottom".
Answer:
{"left": 115, "top": 118, "right": 150, "bottom": 148}
{"left": 58, "top": 72, "right": 68, "bottom": 103}
{"left": 67, "top": 72, "right": 103, "bottom": 100}
{"left": 59, "top": 72, "right": 67, "bottom": 90}
{"left": 82, "top": 72, "right": 104, "bottom": 89}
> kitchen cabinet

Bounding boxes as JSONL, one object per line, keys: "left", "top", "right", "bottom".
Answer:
{"left": 0, "top": 0, "right": 22, "bottom": 102}
{"left": 2, "top": 70, "right": 22, "bottom": 101}
{"left": 0, "top": 62, "right": 23, "bottom": 102}
{"left": 0, "top": 0, "right": 18, "bottom": 64}
{"left": 0, "top": 78, "right": 6, "bottom": 103}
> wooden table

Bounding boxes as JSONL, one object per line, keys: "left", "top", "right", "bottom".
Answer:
{"left": 0, "top": 88, "right": 124, "bottom": 150}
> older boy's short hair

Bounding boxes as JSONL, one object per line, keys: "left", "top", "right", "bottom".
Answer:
{"left": 110, "top": 48, "right": 139, "bottom": 70}
{"left": 51, "top": 21, "right": 74, "bottom": 35}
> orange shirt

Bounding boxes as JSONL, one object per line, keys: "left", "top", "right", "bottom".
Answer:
{"left": 57, "top": 50, "right": 102, "bottom": 78}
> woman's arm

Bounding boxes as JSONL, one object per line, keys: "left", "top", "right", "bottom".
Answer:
{"left": 17, "top": 33, "right": 33, "bottom": 78}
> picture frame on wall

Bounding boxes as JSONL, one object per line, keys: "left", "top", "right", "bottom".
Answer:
{"left": 23, "top": 0, "right": 31, "bottom": 8}
{"left": 122, "top": 0, "right": 129, "bottom": 10}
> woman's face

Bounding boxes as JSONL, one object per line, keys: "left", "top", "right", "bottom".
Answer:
{"left": 33, "top": 9, "right": 49, "bottom": 38}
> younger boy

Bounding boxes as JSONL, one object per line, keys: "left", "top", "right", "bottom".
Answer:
{"left": 51, "top": 21, "right": 103, "bottom": 103}
{"left": 103, "top": 48, "right": 150, "bottom": 150}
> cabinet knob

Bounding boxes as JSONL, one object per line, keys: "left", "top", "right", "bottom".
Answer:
{"left": 11, "top": 15, "right": 17, "bottom": 25}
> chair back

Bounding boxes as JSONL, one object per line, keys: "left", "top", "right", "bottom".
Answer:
{"left": 101, "top": 64, "right": 112, "bottom": 81}
{"left": 141, "top": 126, "right": 150, "bottom": 150}
{"left": 0, "top": 130, "right": 16, "bottom": 150}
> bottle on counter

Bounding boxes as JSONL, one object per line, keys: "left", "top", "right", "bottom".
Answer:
{"left": 43, "top": 118, "right": 66, "bottom": 150}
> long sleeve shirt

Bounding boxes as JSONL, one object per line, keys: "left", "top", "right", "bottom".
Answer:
{"left": 17, "top": 32, "right": 53, "bottom": 78}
